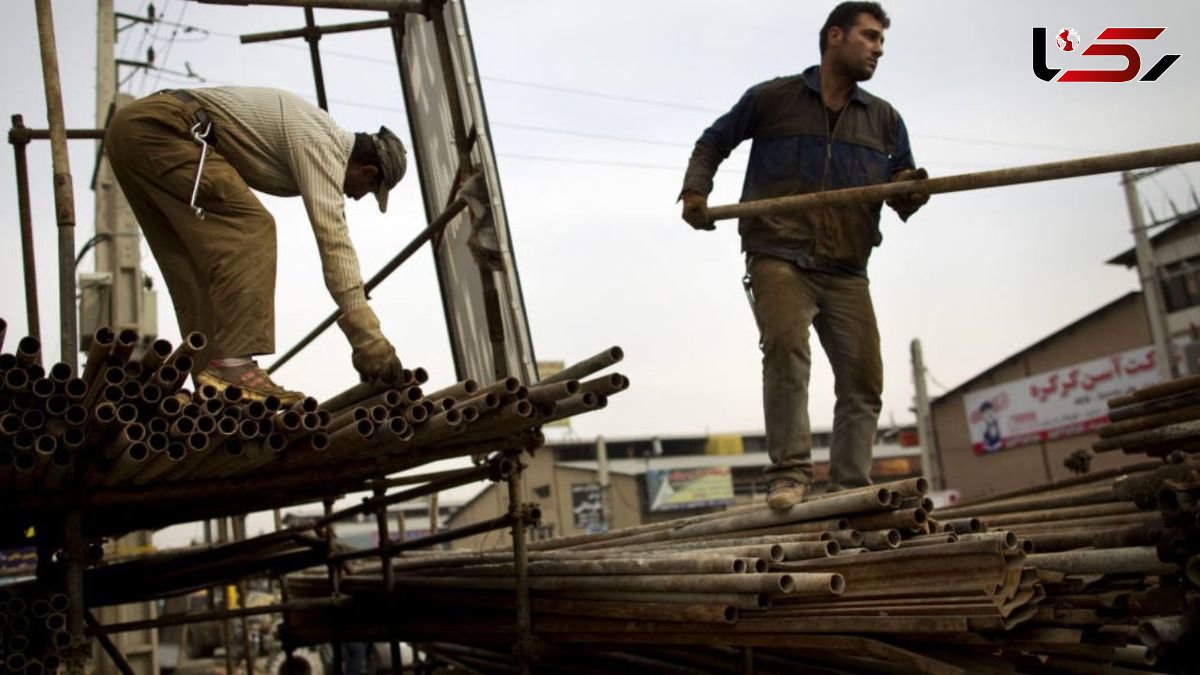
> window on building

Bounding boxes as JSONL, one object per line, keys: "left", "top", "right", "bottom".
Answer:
{"left": 1160, "top": 256, "right": 1200, "bottom": 313}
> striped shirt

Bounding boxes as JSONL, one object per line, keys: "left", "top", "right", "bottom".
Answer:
{"left": 188, "top": 87, "right": 367, "bottom": 313}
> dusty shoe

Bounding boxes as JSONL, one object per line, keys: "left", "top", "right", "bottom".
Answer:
{"left": 766, "top": 478, "right": 808, "bottom": 510}
{"left": 195, "top": 361, "right": 305, "bottom": 406}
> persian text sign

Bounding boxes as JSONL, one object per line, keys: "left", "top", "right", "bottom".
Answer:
{"left": 963, "top": 345, "right": 1161, "bottom": 454}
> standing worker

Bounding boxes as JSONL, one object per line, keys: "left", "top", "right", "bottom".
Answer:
{"left": 105, "top": 87, "right": 409, "bottom": 405}
{"left": 679, "top": 2, "right": 929, "bottom": 509}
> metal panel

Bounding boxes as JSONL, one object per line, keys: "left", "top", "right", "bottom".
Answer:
{"left": 395, "top": 1, "right": 537, "bottom": 384}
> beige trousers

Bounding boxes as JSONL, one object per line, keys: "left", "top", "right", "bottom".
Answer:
{"left": 748, "top": 256, "right": 883, "bottom": 490}
{"left": 105, "top": 93, "right": 277, "bottom": 370}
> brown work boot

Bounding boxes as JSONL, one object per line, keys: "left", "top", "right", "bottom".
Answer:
{"left": 766, "top": 478, "right": 808, "bottom": 510}
{"left": 195, "top": 361, "right": 305, "bottom": 406}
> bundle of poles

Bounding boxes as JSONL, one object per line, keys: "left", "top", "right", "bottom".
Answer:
{"left": 1093, "top": 373, "right": 1200, "bottom": 457}
{"left": 280, "top": 477, "right": 1047, "bottom": 673}
{"left": 0, "top": 584, "right": 71, "bottom": 675}
{"left": 278, "top": 380, "right": 1200, "bottom": 673}
{"left": 0, "top": 318, "right": 626, "bottom": 493}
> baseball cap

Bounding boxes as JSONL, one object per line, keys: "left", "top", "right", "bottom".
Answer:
{"left": 372, "top": 126, "right": 407, "bottom": 213}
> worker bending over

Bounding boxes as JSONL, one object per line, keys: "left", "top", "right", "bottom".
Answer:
{"left": 106, "top": 86, "right": 408, "bottom": 405}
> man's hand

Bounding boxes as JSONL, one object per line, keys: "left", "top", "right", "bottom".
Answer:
{"left": 887, "top": 167, "right": 929, "bottom": 222}
{"left": 680, "top": 191, "right": 715, "bottom": 231}
{"left": 337, "top": 305, "right": 404, "bottom": 383}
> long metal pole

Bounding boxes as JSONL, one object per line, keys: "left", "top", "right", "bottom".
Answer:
{"left": 241, "top": 18, "right": 395, "bottom": 44}
{"left": 64, "top": 510, "right": 87, "bottom": 675}
{"left": 195, "top": 0, "right": 427, "bottom": 11}
{"left": 708, "top": 142, "right": 1200, "bottom": 222}
{"left": 303, "top": 7, "right": 329, "bottom": 111}
{"left": 1123, "top": 170, "right": 1177, "bottom": 380}
{"left": 35, "top": 0, "right": 79, "bottom": 370}
{"left": 218, "top": 519, "right": 235, "bottom": 675}
{"left": 85, "top": 612, "right": 137, "bottom": 675}
{"left": 910, "top": 339, "right": 941, "bottom": 491}
{"left": 86, "top": 598, "right": 339, "bottom": 635}
{"left": 235, "top": 516, "right": 255, "bottom": 675}
{"left": 267, "top": 195, "right": 469, "bottom": 373}
{"left": 10, "top": 115, "right": 42, "bottom": 346}
{"left": 508, "top": 466, "right": 533, "bottom": 675}
{"left": 373, "top": 488, "right": 403, "bottom": 674}
{"left": 324, "top": 499, "right": 344, "bottom": 675}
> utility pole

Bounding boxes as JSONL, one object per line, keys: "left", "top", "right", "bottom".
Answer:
{"left": 93, "top": 5, "right": 159, "bottom": 675}
{"left": 910, "top": 339, "right": 942, "bottom": 491}
{"left": 1123, "top": 170, "right": 1177, "bottom": 380}
{"left": 596, "top": 435, "right": 611, "bottom": 532}
{"left": 88, "top": 0, "right": 155, "bottom": 355}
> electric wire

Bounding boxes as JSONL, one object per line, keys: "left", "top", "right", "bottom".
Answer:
{"left": 149, "top": 1, "right": 190, "bottom": 92}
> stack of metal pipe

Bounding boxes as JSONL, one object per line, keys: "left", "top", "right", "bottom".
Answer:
{"left": 282, "top": 439, "right": 1200, "bottom": 673}
{"left": 1093, "top": 373, "right": 1200, "bottom": 456}
{"left": 0, "top": 583, "right": 70, "bottom": 674}
{"left": 0, "top": 323, "right": 628, "bottom": 500}
{"left": 0, "top": 325, "right": 341, "bottom": 493}
{"left": 280, "top": 478, "right": 1052, "bottom": 671}
{"left": 932, "top": 463, "right": 1199, "bottom": 669}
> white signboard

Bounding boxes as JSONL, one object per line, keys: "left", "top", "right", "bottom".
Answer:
{"left": 963, "top": 345, "right": 1162, "bottom": 454}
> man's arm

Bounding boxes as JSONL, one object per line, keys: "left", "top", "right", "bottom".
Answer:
{"left": 292, "top": 142, "right": 403, "bottom": 383}
{"left": 291, "top": 142, "right": 369, "bottom": 314}
{"left": 679, "top": 87, "right": 759, "bottom": 230}
{"left": 885, "top": 115, "right": 928, "bottom": 222}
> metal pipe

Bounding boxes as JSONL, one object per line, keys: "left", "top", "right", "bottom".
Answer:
{"left": 1027, "top": 547, "right": 1176, "bottom": 575}
{"left": 321, "top": 500, "right": 344, "bottom": 675}
{"left": 270, "top": 195, "right": 470, "bottom": 373}
{"left": 579, "top": 373, "right": 628, "bottom": 397}
{"left": 86, "top": 597, "right": 339, "bottom": 634}
{"left": 977, "top": 501, "right": 1138, "bottom": 527}
{"left": 335, "top": 511, "right": 529, "bottom": 564}
{"left": 84, "top": 611, "right": 136, "bottom": 675}
{"left": 418, "top": 556, "right": 752, "bottom": 577}
{"left": 7, "top": 127, "right": 106, "bottom": 141}
{"left": 241, "top": 17, "right": 395, "bottom": 43}
{"left": 197, "top": 0, "right": 426, "bottom": 10}
{"left": 1093, "top": 418, "right": 1200, "bottom": 452}
{"left": 372, "top": 486, "right": 403, "bottom": 674}
{"left": 1108, "top": 389, "right": 1200, "bottom": 422}
{"left": 34, "top": 0, "right": 78, "bottom": 370}
{"left": 62, "top": 510, "right": 86, "bottom": 674}
{"left": 507, "top": 464, "right": 534, "bottom": 669}
{"left": 541, "top": 347, "right": 624, "bottom": 385}
{"left": 380, "top": 572, "right": 842, "bottom": 596}
{"left": 708, "top": 142, "right": 1200, "bottom": 222}
{"left": 303, "top": 7, "right": 329, "bottom": 110}
{"left": 10, "top": 115, "right": 41, "bottom": 345}
{"left": 535, "top": 599, "right": 737, "bottom": 625}
{"left": 1108, "top": 372, "right": 1200, "bottom": 409}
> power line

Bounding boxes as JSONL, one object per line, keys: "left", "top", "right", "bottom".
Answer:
{"left": 168, "top": 16, "right": 1121, "bottom": 156}
{"left": 500, "top": 153, "right": 682, "bottom": 172}
{"left": 150, "top": 1, "right": 191, "bottom": 92}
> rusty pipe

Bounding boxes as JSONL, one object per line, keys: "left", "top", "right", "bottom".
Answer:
{"left": 1027, "top": 546, "right": 1176, "bottom": 575}
{"left": 541, "top": 347, "right": 624, "bottom": 385}
{"left": 709, "top": 142, "right": 1200, "bottom": 222}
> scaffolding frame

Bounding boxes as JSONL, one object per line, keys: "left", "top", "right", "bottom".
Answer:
{"left": 9, "top": 1, "right": 541, "bottom": 673}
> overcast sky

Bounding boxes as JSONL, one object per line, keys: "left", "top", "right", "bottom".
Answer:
{"left": 3, "top": 1, "right": 1199, "bottom": 539}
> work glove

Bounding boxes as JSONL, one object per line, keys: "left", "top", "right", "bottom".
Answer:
{"left": 680, "top": 191, "right": 715, "bottom": 231}
{"left": 886, "top": 167, "right": 930, "bottom": 222}
{"left": 337, "top": 305, "right": 404, "bottom": 383}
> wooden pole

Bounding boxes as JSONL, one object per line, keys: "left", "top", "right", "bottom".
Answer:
{"left": 707, "top": 142, "right": 1200, "bottom": 222}
{"left": 34, "top": 0, "right": 78, "bottom": 369}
